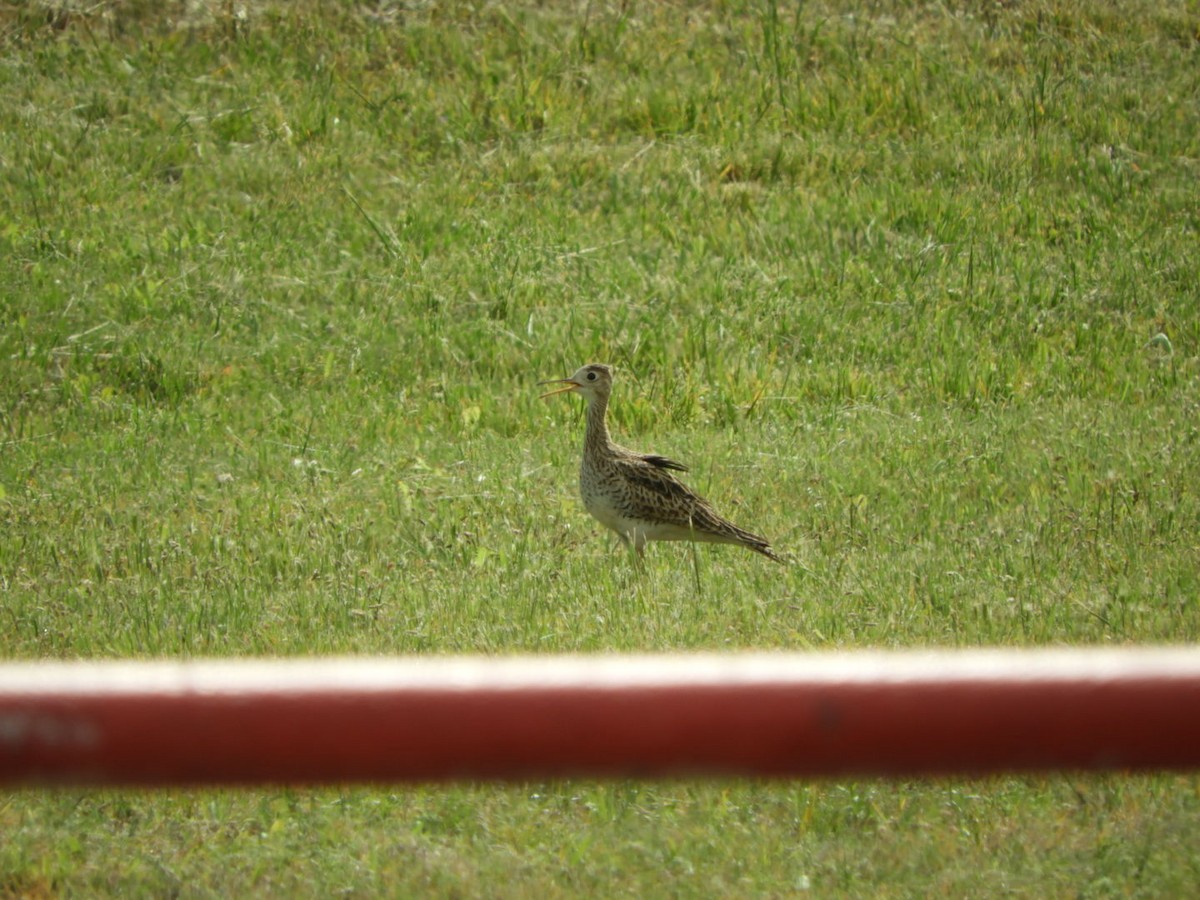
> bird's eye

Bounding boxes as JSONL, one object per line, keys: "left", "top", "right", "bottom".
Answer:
{"left": 586, "top": 371, "right": 597, "bottom": 381}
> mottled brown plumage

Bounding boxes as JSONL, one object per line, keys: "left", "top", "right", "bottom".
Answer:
{"left": 540, "top": 364, "right": 782, "bottom": 562}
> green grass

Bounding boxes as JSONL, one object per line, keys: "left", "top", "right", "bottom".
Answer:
{"left": 2, "top": 0, "right": 1199, "bottom": 894}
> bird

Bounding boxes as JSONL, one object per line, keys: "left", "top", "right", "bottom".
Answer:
{"left": 539, "top": 363, "right": 782, "bottom": 562}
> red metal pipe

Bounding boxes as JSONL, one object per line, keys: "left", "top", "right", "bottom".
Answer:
{"left": 1, "top": 649, "right": 1199, "bottom": 786}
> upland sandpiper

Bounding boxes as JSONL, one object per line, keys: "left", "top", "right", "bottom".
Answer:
{"left": 540, "top": 363, "right": 782, "bottom": 562}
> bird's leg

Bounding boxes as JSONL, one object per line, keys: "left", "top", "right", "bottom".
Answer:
{"left": 616, "top": 531, "right": 642, "bottom": 571}
{"left": 630, "top": 530, "right": 647, "bottom": 572}
{"left": 689, "top": 539, "right": 704, "bottom": 597}
{"left": 632, "top": 541, "right": 646, "bottom": 572}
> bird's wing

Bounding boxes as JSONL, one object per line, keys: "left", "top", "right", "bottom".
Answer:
{"left": 613, "top": 456, "right": 725, "bottom": 529}
{"left": 611, "top": 455, "right": 782, "bottom": 559}
{"left": 639, "top": 453, "right": 689, "bottom": 472}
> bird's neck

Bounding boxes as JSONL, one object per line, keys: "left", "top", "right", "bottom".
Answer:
{"left": 584, "top": 393, "right": 613, "bottom": 455}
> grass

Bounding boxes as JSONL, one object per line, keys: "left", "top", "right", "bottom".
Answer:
{"left": 1, "top": 0, "right": 1198, "bottom": 894}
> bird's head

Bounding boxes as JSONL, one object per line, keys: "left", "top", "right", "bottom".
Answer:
{"left": 539, "top": 363, "right": 613, "bottom": 402}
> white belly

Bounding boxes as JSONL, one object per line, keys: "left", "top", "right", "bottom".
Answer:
{"left": 582, "top": 489, "right": 631, "bottom": 536}
{"left": 582, "top": 486, "right": 710, "bottom": 548}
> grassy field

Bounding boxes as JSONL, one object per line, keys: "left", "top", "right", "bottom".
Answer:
{"left": 2, "top": 0, "right": 1199, "bottom": 894}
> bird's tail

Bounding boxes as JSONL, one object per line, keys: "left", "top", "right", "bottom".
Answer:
{"left": 747, "top": 537, "right": 785, "bottom": 563}
{"left": 728, "top": 524, "right": 784, "bottom": 563}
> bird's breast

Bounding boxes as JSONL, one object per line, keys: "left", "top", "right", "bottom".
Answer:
{"left": 579, "top": 462, "right": 631, "bottom": 531}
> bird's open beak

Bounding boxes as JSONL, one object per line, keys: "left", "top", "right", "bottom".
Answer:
{"left": 538, "top": 378, "right": 578, "bottom": 399}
